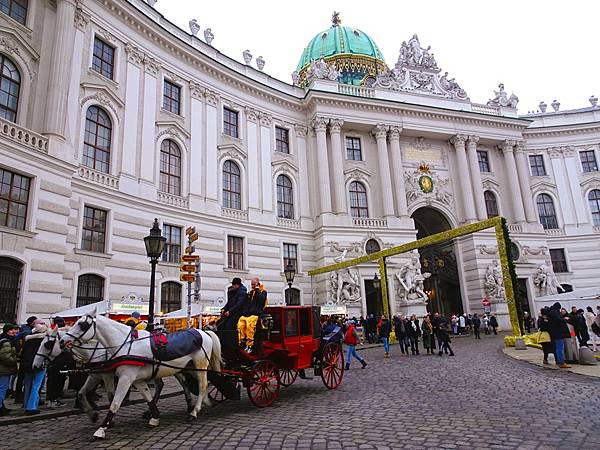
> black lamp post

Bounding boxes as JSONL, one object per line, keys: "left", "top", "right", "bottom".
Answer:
{"left": 373, "top": 273, "right": 381, "bottom": 316}
{"left": 144, "top": 218, "right": 166, "bottom": 331}
{"left": 284, "top": 263, "right": 296, "bottom": 305}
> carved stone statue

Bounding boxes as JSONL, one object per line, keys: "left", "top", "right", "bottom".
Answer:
{"left": 306, "top": 57, "right": 340, "bottom": 83}
{"left": 188, "top": 19, "right": 200, "bottom": 36}
{"left": 256, "top": 56, "right": 265, "bottom": 71}
{"left": 533, "top": 263, "right": 565, "bottom": 296}
{"left": 330, "top": 268, "right": 361, "bottom": 304}
{"left": 291, "top": 71, "right": 300, "bottom": 86}
{"left": 483, "top": 260, "right": 505, "bottom": 301}
{"left": 204, "top": 28, "right": 214, "bottom": 46}
{"left": 487, "top": 83, "right": 519, "bottom": 108}
{"left": 242, "top": 49, "right": 252, "bottom": 65}
{"left": 395, "top": 255, "right": 431, "bottom": 304}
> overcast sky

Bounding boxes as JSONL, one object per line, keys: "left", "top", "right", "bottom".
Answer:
{"left": 156, "top": 0, "right": 599, "bottom": 113}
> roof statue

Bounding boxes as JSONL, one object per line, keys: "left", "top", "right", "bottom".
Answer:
{"left": 331, "top": 11, "right": 341, "bottom": 26}
{"left": 370, "top": 34, "right": 468, "bottom": 100}
{"left": 305, "top": 56, "right": 340, "bottom": 83}
{"left": 487, "top": 83, "right": 519, "bottom": 108}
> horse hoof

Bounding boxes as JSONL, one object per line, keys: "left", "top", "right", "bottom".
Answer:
{"left": 91, "top": 428, "right": 106, "bottom": 440}
{"left": 187, "top": 414, "right": 197, "bottom": 423}
{"left": 91, "top": 411, "right": 99, "bottom": 423}
{"left": 147, "top": 418, "right": 160, "bottom": 428}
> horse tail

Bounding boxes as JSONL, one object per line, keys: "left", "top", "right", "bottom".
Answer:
{"left": 204, "top": 330, "right": 222, "bottom": 373}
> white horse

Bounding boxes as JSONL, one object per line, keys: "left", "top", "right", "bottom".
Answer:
{"left": 59, "top": 309, "right": 221, "bottom": 440}
{"left": 33, "top": 327, "right": 196, "bottom": 423}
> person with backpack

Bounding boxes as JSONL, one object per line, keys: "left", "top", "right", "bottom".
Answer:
{"left": 344, "top": 320, "right": 367, "bottom": 369}
{"left": 472, "top": 313, "right": 481, "bottom": 340}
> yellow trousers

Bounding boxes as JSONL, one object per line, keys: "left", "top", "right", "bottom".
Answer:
{"left": 237, "top": 315, "right": 258, "bottom": 346}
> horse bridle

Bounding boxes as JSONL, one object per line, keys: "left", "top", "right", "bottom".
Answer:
{"left": 63, "top": 314, "right": 97, "bottom": 346}
{"left": 34, "top": 332, "right": 60, "bottom": 362}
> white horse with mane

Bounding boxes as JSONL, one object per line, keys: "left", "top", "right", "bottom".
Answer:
{"left": 59, "top": 309, "right": 221, "bottom": 440}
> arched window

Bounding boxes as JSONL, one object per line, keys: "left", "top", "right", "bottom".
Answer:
{"left": 365, "top": 239, "right": 381, "bottom": 254}
{"left": 160, "top": 139, "right": 181, "bottom": 196}
{"left": 223, "top": 160, "right": 241, "bottom": 210}
{"left": 285, "top": 287, "right": 301, "bottom": 306}
{"left": 0, "top": 0, "right": 28, "bottom": 25}
{"left": 83, "top": 106, "right": 112, "bottom": 173}
{"left": 161, "top": 281, "right": 181, "bottom": 313}
{"left": 484, "top": 190, "right": 499, "bottom": 218}
{"left": 589, "top": 189, "right": 600, "bottom": 226}
{"left": 0, "top": 257, "right": 22, "bottom": 322}
{"left": 276, "top": 174, "right": 293, "bottom": 219}
{"left": 76, "top": 274, "right": 104, "bottom": 308}
{"left": 349, "top": 181, "right": 368, "bottom": 218}
{"left": 536, "top": 193, "right": 559, "bottom": 229}
{"left": 0, "top": 54, "right": 21, "bottom": 122}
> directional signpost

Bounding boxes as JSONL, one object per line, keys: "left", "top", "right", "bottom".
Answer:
{"left": 181, "top": 227, "right": 200, "bottom": 328}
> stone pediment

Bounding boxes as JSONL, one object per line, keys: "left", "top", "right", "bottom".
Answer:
{"left": 580, "top": 176, "right": 600, "bottom": 191}
{"left": 0, "top": 26, "right": 39, "bottom": 80}
{"left": 80, "top": 83, "right": 124, "bottom": 122}
{"left": 155, "top": 121, "right": 190, "bottom": 142}
{"left": 271, "top": 159, "right": 298, "bottom": 175}
{"left": 530, "top": 180, "right": 557, "bottom": 191}
{"left": 344, "top": 167, "right": 371, "bottom": 181}
{"left": 481, "top": 177, "right": 501, "bottom": 189}
{"left": 218, "top": 142, "right": 247, "bottom": 161}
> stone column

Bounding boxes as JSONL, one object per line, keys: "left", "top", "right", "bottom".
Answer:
{"left": 373, "top": 124, "right": 395, "bottom": 218}
{"left": 450, "top": 134, "right": 476, "bottom": 222}
{"left": 329, "top": 119, "right": 347, "bottom": 214}
{"left": 466, "top": 136, "right": 487, "bottom": 220}
{"left": 294, "top": 124, "right": 311, "bottom": 219}
{"left": 312, "top": 117, "right": 332, "bottom": 215}
{"left": 500, "top": 140, "right": 526, "bottom": 223}
{"left": 44, "top": 0, "right": 77, "bottom": 138}
{"left": 514, "top": 141, "right": 537, "bottom": 223}
{"left": 388, "top": 126, "right": 408, "bottom": 217}
{"left": 189, "top": 82, "right": 204, "bottom": 201}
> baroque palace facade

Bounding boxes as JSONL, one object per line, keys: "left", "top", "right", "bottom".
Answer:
{"left": 0, "top": 0, "right": 599, "bottom": 327}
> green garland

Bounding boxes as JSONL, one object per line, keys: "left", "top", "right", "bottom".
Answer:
{"left": 501, "top": 218, "right": 524, "bottom": 335}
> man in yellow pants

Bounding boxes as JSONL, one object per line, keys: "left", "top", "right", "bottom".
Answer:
{"left": 237, "top": 277, "right": 267, "bottom": 353}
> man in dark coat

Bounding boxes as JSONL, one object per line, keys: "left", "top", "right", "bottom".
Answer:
{"left": 238, "top": 277, "right": 267, "bottom": 353}
{"left": 489, "top": 314, "right": 499, "bottom": 335}
{"left": 569, "top": 307, "right": 590, "bottom": 348}
{"left": 547, "top": 302, "right": 571, "bottom": 368}
{"left": 219, "top": 277, "right": 247, "bottom": 331}
{"left": 472, "top": 313, "right": 481, "bottom": 340}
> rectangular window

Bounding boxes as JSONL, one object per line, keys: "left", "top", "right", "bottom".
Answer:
{"left": 529, "top": 155, "right": 546, "bottom": 176}
{"left": 81, "top": 206, "right": 107, "bottom": 253}
{"left": 550, "top": 249, "right": 568, "bottom": 273}
{"left": 477, "top": 151, "right": 490, "bottom": 172}
{"left": 580, "top": 150, "right": 598, "bottom": 173}
{"left": 227, "top": 235, "right": 244, "bottom": 269}
{"left": 0, "top": 0, "right": 28, "bottom": 25}
{"left": 223, "top": 107, "right": 239, "bottom": 138}
{"left": 346, "top": 137, "right": 362, "bottom": 161}
{"left": 275, "top": 127, "right": 289, "bottom": 153}
{"left": 91, "top": 37, "right": 115, "bottom": 80}
{"left": 283, "top": 243, "right": 298, "bottom": 271}
{"left": 0, "top": 168, "right": 30, "bottom": 230}
{"left": 162, "top": 224, "right": 182, "bottom": 263}
{"left": 162, "top": 80, "right": 181, "bottom": 115}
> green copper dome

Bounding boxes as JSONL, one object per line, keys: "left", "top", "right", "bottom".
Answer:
{"left": 295, "top": 15, "right": 387, "bottom": 87}
{"left": 296, "top": 25, "right": 385, "bottom": 72}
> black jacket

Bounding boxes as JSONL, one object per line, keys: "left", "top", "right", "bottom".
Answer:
{"left": 547, "top": 303, "right": 570, "bottom": 340}
{"left": 406, "top": 320, "right": 421, "bottom": 337}
{"left": 223, "top": 285, "right": 247, "bottom": 317}
{"left": 379, "top": 319, "right": 391, "bottom": 338}
{"left": 20, "top": 333, "right": 45, "bottom": 372}
{"left": 242, "top": 285, "right": 267, "bottom": 317}
{"left": 472, "top": 317, "right": 481, "bottom": 328}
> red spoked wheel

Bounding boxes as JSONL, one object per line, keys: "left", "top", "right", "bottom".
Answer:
{"left": 320, "top": 342, "right": 344, "bottom": 390}
{"left": 207, "top": 382, "right": 226, "bottom": 404}
{"left": 278, "top": 369, "right": 298, "bottom": 387}
{"left": 247, "top": 360, "right": 280, "bottom": 407}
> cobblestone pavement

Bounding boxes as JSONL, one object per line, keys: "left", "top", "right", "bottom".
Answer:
{"left": 4, "top": 334, "right": 600, "bottom": 450}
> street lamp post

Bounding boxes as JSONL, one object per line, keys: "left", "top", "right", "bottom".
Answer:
{"left": 373, "top": 273, "right": 381, "bottom": 317}
{"left": 144, "top": 218, "right": 166, "bottom": 331}
{"left": 284, "top": 263, "right": 296, "bottom": 305}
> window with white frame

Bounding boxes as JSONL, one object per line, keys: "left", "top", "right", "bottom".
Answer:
{"left": 223, "top": 107, "right": 239, "bottom": 138}
{"left": 159, "top": 139, "right": 181, "bottom": 196}
{"left": 276, "top": 174, "right": 294, "bottom": 219}
{"left": 346, "top": 137, "right": 362, "bottom": 161}
{"left": 529, "top": 155, "right": 546, "bottom": 176}
{"left": 0, "top": 54, "right": 20, "bottom": 122}
{"left": 580, "top": 150, "right": 598, "bottom": 173}
{"left": 76, "top": 274, "right": 104, "bottom": 308}
{"left": 484, "top": 190, "right": 499, "bottom": 218}
{"left": 223, "top": 160, "right": 241, "bottom": 209}
{"left": 589, "top": 189, "right": 600, "bottom": 226}
{"left": 0, "top": 0, "right": 27, "bottom": 25}
{"left": 283, "top": 243, "right": 298, "bottom": 271}
{"left": 227, "top": 235, "right": 244, "bottom": 269}
{"left": 162, "top": 224, "right": 182, "bottom": 263}
{"left": 0, "top": 167, "right": 30, "bottom": 230}
{"left": 536, "top": 193, "right": 559, "bottom": 229}
{"left": 477, "top": 151, "right": 490, "bottom": 172}
{"left": 163, "top": 80, "right": 181, "bottom": 115}
{"left": 349, "top": 181, "right": 368, "bottom": 218}
{"left": 81, "top": 205, "right": 107, "bottom": 252}
{"left": 161, "top": 281, "right": 182, "bottom": 313}
{"left": 92, "top": 37, "right": 115, "bottom": 80}
{"left": 275, "top": 126, "right": 289, "bottom": 153}
{"left": 83, "top": 106, "right": 112, "bottom": 173}
{"left": 550, "top": 249, "right": 568, "bottom": 273}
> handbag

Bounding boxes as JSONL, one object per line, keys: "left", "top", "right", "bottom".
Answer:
{"left": 537, "top": 331, "right": 551, "bottom": 343}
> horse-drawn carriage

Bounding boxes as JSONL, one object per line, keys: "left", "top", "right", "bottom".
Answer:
{"left": 208, "top": 305, "right": 345, "bottom": 407}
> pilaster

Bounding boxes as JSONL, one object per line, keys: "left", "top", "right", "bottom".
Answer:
{"left": 329, "top": 119, "right": 347, "bottom": 214}
{"left": 450, "top": 134, "right": 476, "bottom": 222}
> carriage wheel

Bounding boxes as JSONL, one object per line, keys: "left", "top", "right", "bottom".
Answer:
{"left": 320, "top": 342, "right": 344, "bottom": 390}
{"left": 278, "top": 369, "right": 298, "bottom": 387}
{"left": 247, "top": 360, "right": 280, "bottom": 407}
{"left": 207, "top": 382, "right": 226, "bottom": 404}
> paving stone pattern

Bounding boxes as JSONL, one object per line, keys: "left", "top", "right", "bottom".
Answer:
{"left": 3, "top": 335, "right": 600, "bottom": 450}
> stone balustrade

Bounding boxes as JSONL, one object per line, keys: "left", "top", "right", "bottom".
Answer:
{"left": 471, "top": 103, "right": 501, "bottom": 116}
{"left": 221, "top": 207, "right": 248, "bottom": 222}
{"left": 593, "top": 225, "right": 600, "bottom": 234}
{"left": 277, "top": 217, "right": 301, "bottom": 229}
{"left": 338, "top": 84, "right": 375, "bottom": 98}
{"left": 544, "top": 228, "right": 566, "bottom": 237}
{"left": 78, "top": 166, "right": 119, "bottom": 189}
{"left": 352, "top": 217, "right": 388, "bottom": 228}
{"left": 507, "top": 224, "right": 523, "bottom": 234}
{"left": 0, "top": 118, "right": 49, "bottom": 153}
{"left": 157, "top": 191, "right": 189, "bottom": 208}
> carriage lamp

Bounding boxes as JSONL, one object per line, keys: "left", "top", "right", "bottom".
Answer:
{"left": 284, "top": 263, "right": 296, "bottom": 305}
{"left": 373, "top": 273, "right": 380, "bottom": 290}
{"left": 144, "top": 218, "right": 166, "bottom": 331}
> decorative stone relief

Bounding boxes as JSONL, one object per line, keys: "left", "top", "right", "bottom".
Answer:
{"left": 188, "top": 19, "right": 200, "bottom": 36}
{"left": 125, "top": 43, "right": 144, "bottom": 66}
{"left": 80, "top": 91, "right": 121, "bottom": 122}
{"left": 259, "top": 113, "right": 272, "bottom": 127}
{"left": 483, "top": 260, "right": 505, "bottom": 302}
{"left": 477, "top": 244, "right": 499, "bottom": 255}
{"left": 97, "top": 29, "right": 116, "bottom": 45}
{"left": 344, "top": 167, "right": 371, "bottom": 182}
{"left": 404, "top": 162, "right": 452, "bottom": 207}
{"left": 256, "top": 56, "right": 265, "bottom": 71}
{"left": 305, "top": 57, "right": 340, "bottom": 83}
{"left": 74, "top": 3, "right": 90, "bottom": 31}
{"left": 165, "top": 72, "right": 182, "bottom": 85}
{"left": 189, "top": 81, "right": 205, "bottom": 99}
{"left": 244, "top": 106, "right": 258, "bottom": 122}
{"left": 330, "top": 268, "right": 361, "bottom": 305}
{"left": 204, "top": 89, "right": 219, "bottom": 106}
{"left": 203, "top": 28, "right": 214, "bottom": 46}
{"left": 155, "top": 127, "right": 185, "bottom": 143}
{"left": 395, "top": 255, "right": 431, "bottom": 305}
{"left": 0, "top": 35, "right": 35, "bottom": 80}
{"left": 311, "top": 116, "right": 329, "bottom": 133}
{"left": 533, "top": 263, "right": 565, "bottom": 296}
{"left": 271, "top": 160, "right": 298, "bottom": 176}
{"left": 329, "top": 119, "right": 344, "bottom": 133}
{"left": 522, "top": 245, "right": 548, "bottom": 257}
{"left": 487, "top": 83, "right": 519, "bottom": 108}
{"left": 242, "top": 50, "right": 252, "bottom": 65}
{"left": 294, "top": 124, "right": 308, "bottom": 138}
{"left": 143, "top": 55, "right": 160, "bottom": 76}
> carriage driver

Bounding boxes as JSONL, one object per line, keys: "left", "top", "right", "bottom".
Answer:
{"left": 237, "top": 277, "right": 268, "bottom": 353}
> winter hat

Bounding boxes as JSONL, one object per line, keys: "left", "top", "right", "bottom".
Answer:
{"left": 32, "top": 319, "right": 47, "bottom": 333}
{"left": 26, "top": 316, "right": 38, "bottom": 326}
{"left": 131, "top": 311, "right": 141, "bottom": 319}
{"left": 3, "top": 323, "right": 18, "bottom": 334}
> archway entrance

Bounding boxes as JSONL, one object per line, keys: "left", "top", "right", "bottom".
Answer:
{"left": 411, "top": 208, "right": 463, "bottom": 316}
{"left": 0, "top": 257, "right": 23, "bottom": 322}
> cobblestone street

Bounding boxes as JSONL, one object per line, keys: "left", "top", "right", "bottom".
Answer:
{"left": 4, "top": 334, "right": 600, "bottom": 450}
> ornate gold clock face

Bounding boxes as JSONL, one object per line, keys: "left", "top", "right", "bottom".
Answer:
{"left": 418, "top": 175, "right": 434, "bottom": 193}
